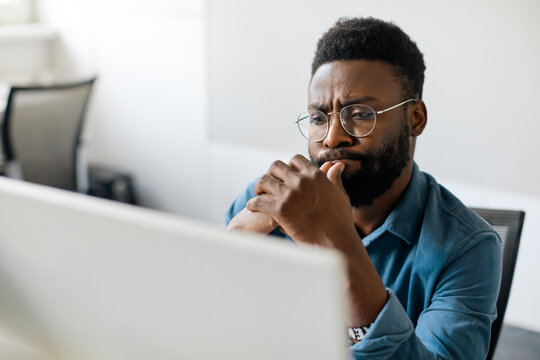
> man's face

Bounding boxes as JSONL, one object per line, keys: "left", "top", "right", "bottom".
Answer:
{"left": 308, "top": 60, "right": 412, "bottom": 207}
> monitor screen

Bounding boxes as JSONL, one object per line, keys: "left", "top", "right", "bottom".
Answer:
{"left": 0, "top": 177, "right": 349, "bottom": 360}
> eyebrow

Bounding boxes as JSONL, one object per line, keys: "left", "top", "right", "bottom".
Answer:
{"left": 341, "top": 96, "right": 379, "bottom": 107}
{"left": 308, "top": 95, "right": 379, "bottom": 111}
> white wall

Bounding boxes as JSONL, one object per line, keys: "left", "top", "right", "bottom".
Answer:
{"left": 208, "top": 0, "right": 540, "bottom": 199}
{"left": 34, "top": 0, "right": 540, "bottom": 332}
{"left": 37, "top": 0, "right": 211, "bottom": 220}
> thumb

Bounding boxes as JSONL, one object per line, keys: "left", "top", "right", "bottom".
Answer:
{"left": 326, "top": 162, "right": 346, "bottom": 192}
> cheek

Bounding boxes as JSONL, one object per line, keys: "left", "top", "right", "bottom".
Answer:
{"left": 308, "top": 141, "right": 320, "bottom": 159}
{"left": 370, "top": 118, "right": 406, "bottom": 145}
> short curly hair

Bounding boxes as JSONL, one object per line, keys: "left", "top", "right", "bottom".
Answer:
{"left": 312, "top": 17, "right": 426, "bottom": 99}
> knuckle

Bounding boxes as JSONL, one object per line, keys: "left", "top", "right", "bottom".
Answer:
{"left": 250, "top": 196, "right": 261, "bottom": 207}
{"left": 254, "top": 181, "right": 262, "bottom": 195}
{"left": 259, "top": 174, "right": 271, "bottom": 183}
{"left": 276, "top": 181, "right": 286, "bottom": 194}
{"left": 270, "top": 160, "right": 285, "bottom": 170}
{"left": 257, "top": 196, "right": 266, "bottom": 206}
{"left": 287, "top": 175, "right": 300, "bottom": 188}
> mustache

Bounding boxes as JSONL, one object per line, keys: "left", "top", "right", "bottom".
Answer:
{"left": 311, "top": 150, "right": 372, "bottom": 167}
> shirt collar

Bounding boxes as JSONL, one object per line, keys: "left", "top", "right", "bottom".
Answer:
{"left": 362, "top": 162, "right": 429, "bottom": 247}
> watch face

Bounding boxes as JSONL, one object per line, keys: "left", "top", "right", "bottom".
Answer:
{"left": 348, "top": 326, "right": 369, "bottom": 342}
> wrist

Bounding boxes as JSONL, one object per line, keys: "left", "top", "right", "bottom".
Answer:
{"left": 344, "top": 244, "right": 388, "bottom": 327}
{"left": 323, "top": 223, "right": 361, "bottom": 255}
{"left": 348, "top": 323, "right": 373, "bottom": 344}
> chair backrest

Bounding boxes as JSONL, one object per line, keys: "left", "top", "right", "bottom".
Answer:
{"left": 1, "top": 77, "right": 96, "bottom": 191}
{"left": 470, "top": 208, "right": 525, "bottom": 360}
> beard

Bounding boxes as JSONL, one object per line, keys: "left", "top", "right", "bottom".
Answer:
{"left": 310, "top": 119, "right": 410, "bottom": 207}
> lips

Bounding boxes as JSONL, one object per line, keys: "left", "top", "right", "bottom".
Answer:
{"left": 322, "top": 154, "right": 357, "bottom": 163}
{"left": 323, "top": 154, "right": 362, "bottom": 163}
{"left": 330, "top": 158, "right": 362, "bottom": 165}
{"left": 330, "top": 157, "right": 356, "bottom": 163}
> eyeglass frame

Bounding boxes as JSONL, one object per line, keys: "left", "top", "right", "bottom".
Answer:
{"left": 295, "top": 98, "right": 418, "bottom": 141}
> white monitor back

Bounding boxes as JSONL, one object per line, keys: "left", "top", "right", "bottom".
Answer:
{"left": 0, "top": 177, "right": 348, "bottom": 360}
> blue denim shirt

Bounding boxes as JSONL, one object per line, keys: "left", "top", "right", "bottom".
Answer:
{"left": 225, "top": 163, "right": 501, "bottom": 359}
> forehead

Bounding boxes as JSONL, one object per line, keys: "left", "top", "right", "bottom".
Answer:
{"left": 308, "top": 60, "right": 403, "bottom": 106}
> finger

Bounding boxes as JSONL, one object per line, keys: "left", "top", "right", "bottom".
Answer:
{"left": 288, "top": 154, "right": 317, "bottom": 173}
{"left": 319, "top": 161, "right": 333, "bottom": 175}
{"left": 267, "top": 160, "right": 296, "bottom": 182}
{"left": 246, "top": 194, "right": 276, "bottom": 215}
{"left": 326, "top": 162, "right": 346, "bottom": 192}
{"left": 254, "top": 174, "right": 283, "bottom": 195}
{"left": 225, "top": 207, "right": 278, "bottom": 234}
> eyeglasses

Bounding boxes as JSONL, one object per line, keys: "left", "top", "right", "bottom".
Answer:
{"left": 295, "top": 98, "right": 417, "bottom": 141}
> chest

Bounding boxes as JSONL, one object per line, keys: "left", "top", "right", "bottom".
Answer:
{"left": 365, "top": 233, "right": 441, "bottom": 325}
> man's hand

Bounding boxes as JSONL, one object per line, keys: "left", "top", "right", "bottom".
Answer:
{"left": 226, "top": 207, "right": 278, "bottom": 234}
{"left": 245, "top": 154, "right": 388, "bottom": 327}
{"left": 245, "top": 154, "right": 358, "bottom": 251}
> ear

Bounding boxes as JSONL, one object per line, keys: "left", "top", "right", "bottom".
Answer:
{"left": 409, "top": 100, "right": 427, "bottom": 137}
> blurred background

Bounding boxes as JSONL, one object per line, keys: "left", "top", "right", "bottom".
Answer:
{"left": 0, "top": 0, "right": 539, "bottom": 334}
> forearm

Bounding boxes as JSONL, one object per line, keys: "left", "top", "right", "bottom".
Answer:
{"left": 225, "top": 207, "right": 278, "bottom": 234}
{"left": 343, "top": 237, "right": 388, "bottom": 328}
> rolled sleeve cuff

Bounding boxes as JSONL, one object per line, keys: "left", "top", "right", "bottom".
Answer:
{"left": 350, "top": 289, "right": 414, "bottom": 359}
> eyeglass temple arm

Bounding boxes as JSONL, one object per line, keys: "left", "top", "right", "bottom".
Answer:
{"left": 375, "top": 98, "right": 418, "bottom": 115}
{"left": 295, "top": 115, "right": 310, "bottom": 123}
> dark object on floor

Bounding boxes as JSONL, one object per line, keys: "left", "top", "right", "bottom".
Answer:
{"left": 493, "top": 324, "right": 540, "bottom": 359}
{"left": 88, "top": 165, "right": 137, "bottom": 205}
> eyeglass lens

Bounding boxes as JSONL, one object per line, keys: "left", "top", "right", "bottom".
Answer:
{"left": 297, "top": 105, "right": 376, "bottom": 141}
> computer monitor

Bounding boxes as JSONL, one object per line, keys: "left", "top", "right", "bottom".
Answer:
{"left": 0, "top": 177, "right": 349, "bottom": 360}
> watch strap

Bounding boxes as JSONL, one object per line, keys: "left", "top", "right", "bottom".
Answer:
{"left": 348, "top": 325, "right": 371, "bottom": 343}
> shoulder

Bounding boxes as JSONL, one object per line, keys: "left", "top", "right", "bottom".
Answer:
{"left": 419, "top": 172, "right": 501, "bottom": 264}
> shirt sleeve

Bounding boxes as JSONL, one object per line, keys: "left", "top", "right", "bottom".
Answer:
{"left": 225, "top": 177, "right": 287, "bottom": 238}
{"left": 225, "top": 178, "right": 258, "bottom": 226}
{"left": 349, "top": 231, "right": 501, "bottom": 360}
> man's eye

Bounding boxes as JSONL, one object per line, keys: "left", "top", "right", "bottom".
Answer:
{"left": 350, "top": 112, "right": 373, "bottom": 121}
{"left": 310, "top": 114, "right": 326, "bottom": 125}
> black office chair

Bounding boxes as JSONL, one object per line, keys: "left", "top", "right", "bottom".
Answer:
{"left": 1, "top": 77, "right": 96, "bottom": 191}
{"left": 470, "top": 208, "right": 525, "bottom": 360}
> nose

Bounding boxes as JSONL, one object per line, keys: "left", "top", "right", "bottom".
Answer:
{"left": 322, "top": 112, "right": 354, "bottom": 148}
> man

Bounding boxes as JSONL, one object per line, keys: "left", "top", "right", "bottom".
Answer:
{"left": 226, "top": 17, "right": 501, "bottom": 359}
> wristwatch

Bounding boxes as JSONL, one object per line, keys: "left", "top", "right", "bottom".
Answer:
{"left": 348, "top": 325, "right": 371, "bottom": 343}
